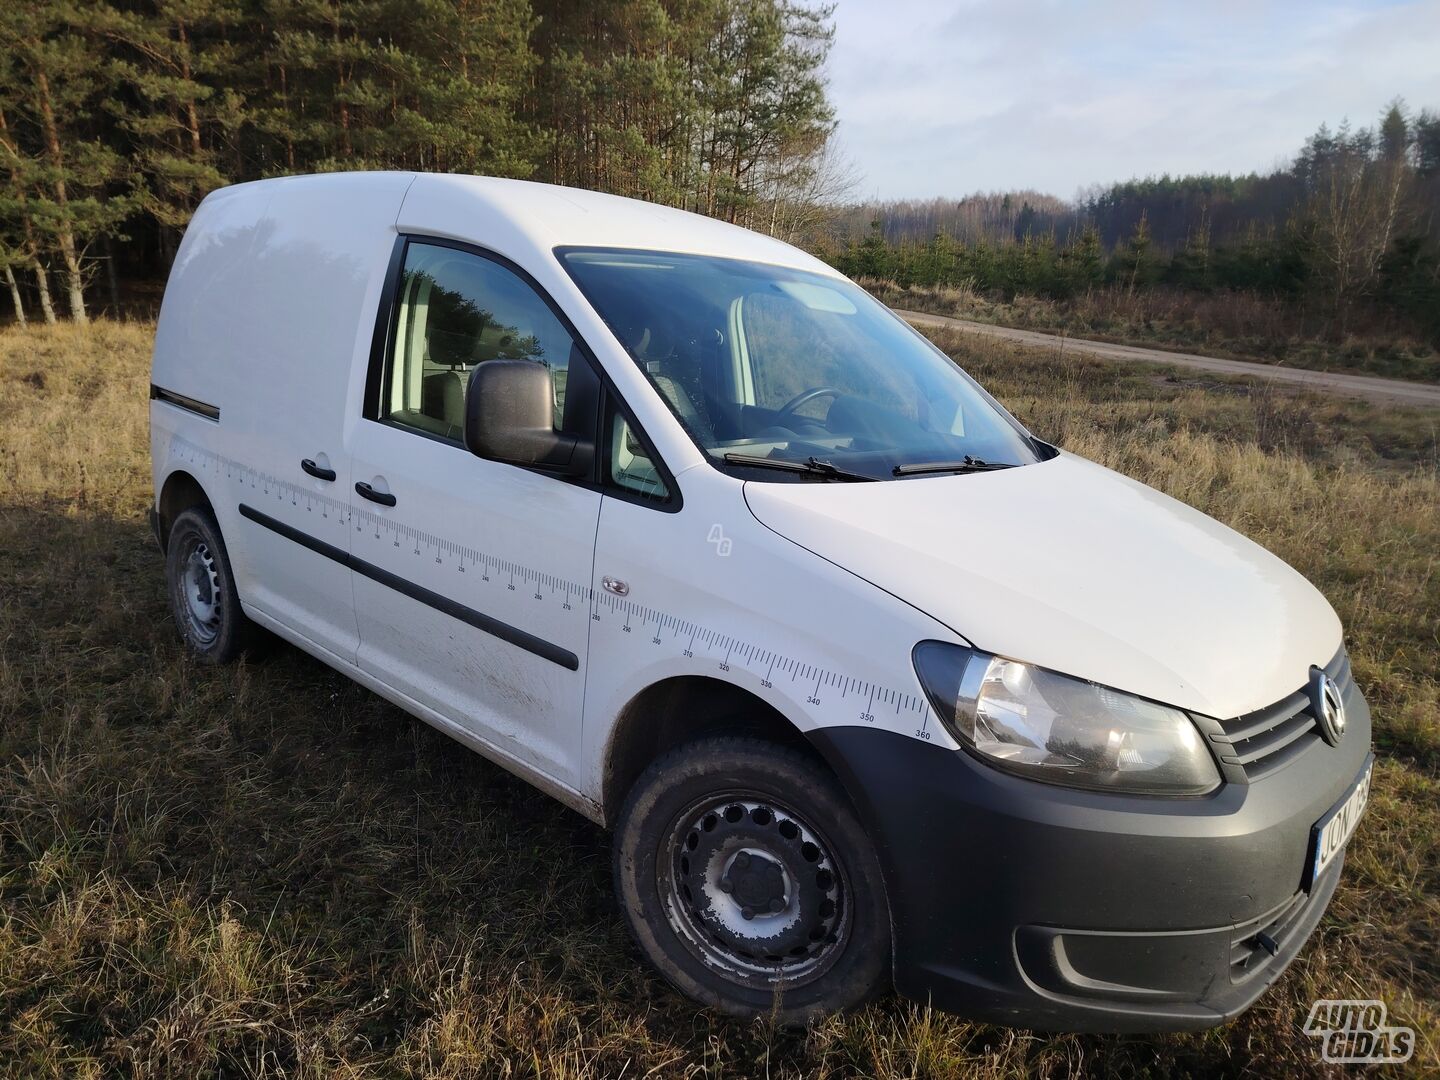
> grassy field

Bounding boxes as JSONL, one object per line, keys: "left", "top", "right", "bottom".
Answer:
{"left": 1, "top": 320, "right": 1437, "bottom": 1077}
{"left": 860, "top": 279, "right": 1440, "bottom": 384}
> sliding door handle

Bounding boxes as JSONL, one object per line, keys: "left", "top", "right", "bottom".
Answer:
{"left": 301, "top": 458, "right": 336, "bottom": 482}
{"left": 355, "top": 481, "right": 396, "bottom": 507}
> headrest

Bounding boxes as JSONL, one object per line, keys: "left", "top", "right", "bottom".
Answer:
{"left": 428, "top": 325, "right": 473, "bottom": 367}
{"left": 629, "top": 324, "right": 676, "bottom": 361}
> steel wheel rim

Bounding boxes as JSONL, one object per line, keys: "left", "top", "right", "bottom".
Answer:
{"left": 661, "top": 792, "right": 850, "bottom": 990}
{"left": 179, "top": 539, "right": 222, "bottom": 645}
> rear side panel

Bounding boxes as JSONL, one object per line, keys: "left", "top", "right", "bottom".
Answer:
{"left": 152, "top": 173, "right": 415, "bottom": 663}
{"left": 152, "top": 183, "right": 274, "bottom": 410}
{"left": 151, "top": 184, "right": 273, "bottom": 514}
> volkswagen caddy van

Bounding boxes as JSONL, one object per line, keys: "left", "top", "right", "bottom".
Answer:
{"left": 149, "top": 173, "right": 1373, "bottom": 1030}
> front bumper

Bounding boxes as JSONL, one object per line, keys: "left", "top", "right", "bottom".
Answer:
{"left": 809, "top": 681, "right": 1372, "bottom": 1032}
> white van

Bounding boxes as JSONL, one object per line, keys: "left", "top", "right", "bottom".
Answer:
{"left": 150, "top": 173, "right": 1372, "bottom": 1030}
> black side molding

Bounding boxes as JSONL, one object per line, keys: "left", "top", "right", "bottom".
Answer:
{"left": 151, "top": 384, "right": 220, "bottom": 421}
{"left": 237, "top": 503, "right": 580, "bottom": 671}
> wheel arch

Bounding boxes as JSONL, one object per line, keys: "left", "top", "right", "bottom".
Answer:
{"left": 600, "top": 675, "right": 866, "bottom": 830}
{"left": 156, "top": 469, "right": 215, "bottom": 552}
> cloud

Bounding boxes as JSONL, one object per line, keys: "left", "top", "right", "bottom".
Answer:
{"left": 828, "top": 0, "right": 1440, "bottom": 199}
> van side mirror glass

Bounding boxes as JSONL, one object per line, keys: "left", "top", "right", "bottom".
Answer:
{"left": 464, "top": 360, "right": 590, "bottom": 475}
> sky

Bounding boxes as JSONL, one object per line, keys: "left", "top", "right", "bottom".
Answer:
{"left": 827, "top": 0, "right": 1440, "bottom": 201}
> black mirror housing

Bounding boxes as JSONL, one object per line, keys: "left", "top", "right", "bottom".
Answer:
{"left": 464, "top": 360, "right": 590, "bottom": 475}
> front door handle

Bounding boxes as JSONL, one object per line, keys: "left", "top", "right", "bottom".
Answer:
{"left": 355, "top": 481, "right": 396, "bottom": 507}
{"left": 301, "top": 458, "right": 336, "bottom": 482}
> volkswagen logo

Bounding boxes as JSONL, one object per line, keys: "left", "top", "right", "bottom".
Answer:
{"left": 1309, "top": 668, "right": 1347, "bottom": 746}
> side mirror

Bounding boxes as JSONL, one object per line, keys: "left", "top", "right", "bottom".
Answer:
{"left": 464, "top": 360, "right": 591, "bottom": 475}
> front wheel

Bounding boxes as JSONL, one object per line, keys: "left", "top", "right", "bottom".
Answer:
{"left": 613, "top": 735, "right": 891, "bottom": 1023}
{"left": 165, "top": 507, "right": 261, "bottom": 662}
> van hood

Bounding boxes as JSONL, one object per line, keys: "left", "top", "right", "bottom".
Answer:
{"left": 743, "top": 453, "right": 1341, "bottom": 720}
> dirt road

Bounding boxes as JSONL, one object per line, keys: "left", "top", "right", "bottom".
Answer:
{"left": 898, "top": 308, "right": 1440, "bottom": 409}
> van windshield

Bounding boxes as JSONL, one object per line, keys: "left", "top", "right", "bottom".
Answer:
{"left": 559, "top": 248, "right": 1040, "bottom": 481}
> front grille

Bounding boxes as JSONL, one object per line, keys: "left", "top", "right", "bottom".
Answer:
{"left": 1211, "top": 648, "right": 1351, "bottom": 782}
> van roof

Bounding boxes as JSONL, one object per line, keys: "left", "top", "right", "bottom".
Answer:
{"left": 221, "top": 171, "right": 839, "bottom": 277}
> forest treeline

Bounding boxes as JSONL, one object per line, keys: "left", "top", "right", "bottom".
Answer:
{"left": 0, "top": 0, "right": 841, "bottom": 325}
{"left": 5, "top": 0, "right": 1439, "bottom": 352}
{"left": 828, "top": 103, "right": 1440, "bottom": 342}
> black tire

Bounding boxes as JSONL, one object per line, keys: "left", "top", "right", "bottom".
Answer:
{"left": 613, "top": 735, "right": 890, "bottom": 1024}
{"left": 165, "top": 506, "right": 261, "bottom": 663}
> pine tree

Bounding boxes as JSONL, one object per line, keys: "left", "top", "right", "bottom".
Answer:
{"left": 527, "top": 0, "right": 689, "bottom": 201}
{"left": 919, "top": 230, "right": 954, "bottom": 285}
{"left": 358, "top": 0, "right": 541, "bottom": 174}
{"left": 1379, "top": 99, "right": 1409, "bottom": 163}
{"left": 0, "top": 5, "right": 135, "bottom": 322}
{"left": 967, "top": 237, "right": 996, "bottom": 292}
{"left": 0, "top": 104, "right": 55, "bottom": 323}
{"left": 1012, "top": 200, "right": 1036, "bottom": 242}
{"left": 1123, "top": 210, "right": 1153, "bottom": 295}
{"left": 1071, "top": 224, "right": 1103, "bottom": 292}
{"left": 95, "top": 0, "right": 243, "bottom": 262}
{"left": 1415, "top": 110, "right": 1440, "bottom": 175}
{"left": 250, "top": 0, "right": 541, "bottom": 178}
{"left": 1, "top": 263, "right": 22, "bottom": 326}
{"left": 848, "top": 218, "right": 890, "bottom": 279}
{"left": 683, "top": 0, "right": 834, "bottom": 223}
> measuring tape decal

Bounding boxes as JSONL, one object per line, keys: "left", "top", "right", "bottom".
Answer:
{"left": 166, "top": 435, "right": 937, "bottom": 737}
{"left": 590, "top": 590, "right": 930, "bottom": 725}
{"left": 349, "top": 498, "right": 596, "bottom": 609}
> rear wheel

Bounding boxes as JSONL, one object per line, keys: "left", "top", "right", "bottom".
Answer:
{"left": 165, "top": 507, "right": 261, "bottom": 662}
{"left": 613, "top": 735, "right": 890, "bottom": 1023}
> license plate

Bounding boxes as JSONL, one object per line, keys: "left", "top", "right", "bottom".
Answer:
{"left": 1310, "top": 756, "right": 1373, "bottom": 887}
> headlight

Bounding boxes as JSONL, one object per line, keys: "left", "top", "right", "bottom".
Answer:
{"left": 913, "top": 642, "right": 1220, "bottom": 795}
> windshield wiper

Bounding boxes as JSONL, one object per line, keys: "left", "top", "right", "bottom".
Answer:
{"left": 723, "top": 453, "right": 877, "bottom": 482}
{"left": 892, "top": 455, "right": 1018, "bottom": 477}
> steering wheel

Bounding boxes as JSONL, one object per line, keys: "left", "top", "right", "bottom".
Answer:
{"left": 775, "top": 386, "right": 843, "bottom": 426}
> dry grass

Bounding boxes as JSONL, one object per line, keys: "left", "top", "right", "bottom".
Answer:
{"left": 863, "top": 279, "right": 1440, "bottom": 384}
{"left": 1, "top": 320, "right": 1437, "bottom": 1077}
